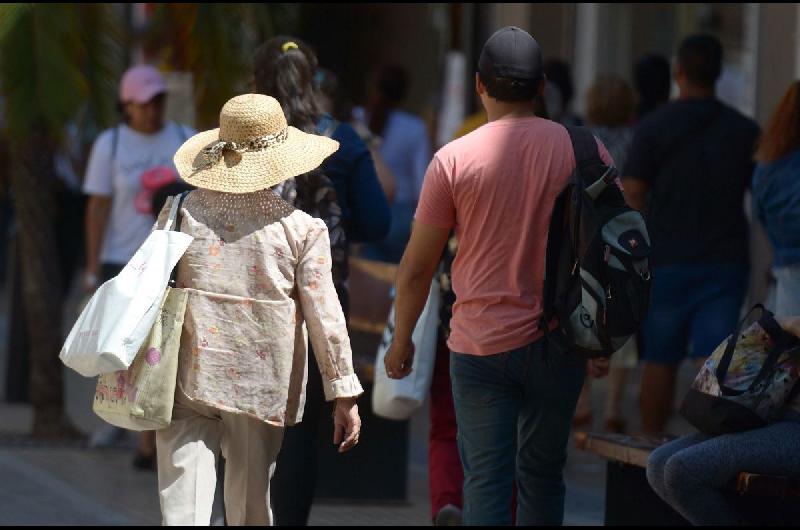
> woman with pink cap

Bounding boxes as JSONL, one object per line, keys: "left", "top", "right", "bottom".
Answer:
{"left": 82, "top": 64, "right": 195, "bottom": 469}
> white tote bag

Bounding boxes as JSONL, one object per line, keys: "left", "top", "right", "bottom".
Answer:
{"left": 372, "top": 277, "right": 440, "bottom": 420}
{"left": 60, "top": 194, "right": 193, "bottom": 377}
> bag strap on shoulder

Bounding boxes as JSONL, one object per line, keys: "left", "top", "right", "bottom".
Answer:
{"left": 163, "top": 191, "right": 190, "bottom": 232}
{"left": 167, "top": 191, "right": 191, "bottom": 287}
{"left": 566, "top": 126, "right": 602, "bottom": 167}
{"left": 111, "top": 125, "right": 120, "bottom": 163}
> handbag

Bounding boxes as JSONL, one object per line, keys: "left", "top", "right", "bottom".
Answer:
{"left": 679, "top": 304, "right": 800, "bottom": 436}
{"left": 60, "top": 193, "right": 194, "bottom": 376}
{"left": 92, "top": 193, "right": 190, "bottom": 431}
{"left": 372, "top": 276, "right": 440, "bottom": 420}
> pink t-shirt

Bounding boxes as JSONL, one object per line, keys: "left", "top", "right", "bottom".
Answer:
{"left": 415, "top": 116, "right": 613, "bottom": 356}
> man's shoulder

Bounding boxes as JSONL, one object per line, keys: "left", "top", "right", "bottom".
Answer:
{"left": 636, "top": 101, "right": 682, "bottom": 131}
{"left": 718, "top": 103, "right": 760, "bottom": 136}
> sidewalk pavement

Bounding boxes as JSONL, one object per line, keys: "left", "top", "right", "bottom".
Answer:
{"left": 0, "top": 360, "right": 699, "bottom": 526}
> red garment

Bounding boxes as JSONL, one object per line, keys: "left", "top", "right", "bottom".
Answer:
{"left": 428, "top": 337, "right": 519, "bottom": 521}
{"left": 429, "top": 338, "right": 464, "bottom": 517}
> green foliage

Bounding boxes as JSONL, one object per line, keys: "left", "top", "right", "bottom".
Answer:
{"left": 0, "top": 3, "right": 124, "bottom": 148}
{"left": 145, "top": 3, "right": 288, "bottom": 129}
{"left": 0, "top": 3, "right": 292, "bottom": 143}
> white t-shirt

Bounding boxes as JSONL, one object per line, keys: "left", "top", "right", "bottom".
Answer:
{"left": 83, "top": 122, "right": 195, "bottom": 264}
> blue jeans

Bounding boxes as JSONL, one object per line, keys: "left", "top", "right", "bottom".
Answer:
{"left": 646, "top": 418, "right": 800, "bottom": 525}
{"left": 450, "top": 339, "right": 586, "bottom": 525}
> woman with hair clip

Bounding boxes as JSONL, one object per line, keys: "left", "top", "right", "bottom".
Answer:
{"left": 252, "top": 35, "right": 383, "bottom": 526}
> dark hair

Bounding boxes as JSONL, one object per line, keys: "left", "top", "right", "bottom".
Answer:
{"left": 543, "top": 59, "right": 574, "bottom": 105}
{"left": 677, "top": 33, "right": 723, "bottom": 88}
{"left": 756, "top": 80, "right": 800, "bottom": 163}
{"left": 314, "top": 68, "right": 354, "bottom": 123}
{"left": 634, "top": 53, "right": 671, "bottom": 112}
{"left": 478, "top": 68, "right": 540, "bottom": 103}
{"left": 368, "top": 64, "right": 409, "bottom": 136}
{"left": 253, "top": 36, "right": 322, "bottom": 133}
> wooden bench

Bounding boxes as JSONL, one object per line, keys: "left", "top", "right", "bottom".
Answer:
{"left": 575, "top": 431, "right": 800, "bottom": 526}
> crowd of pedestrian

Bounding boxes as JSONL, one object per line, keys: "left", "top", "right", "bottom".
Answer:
{"left": 6, "top": 19, "right": 800, "bottom": 527}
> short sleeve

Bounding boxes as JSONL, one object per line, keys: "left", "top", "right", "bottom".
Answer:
{"left": 412, "top": 121, "right": 433, "bottom": 202}
{"left": 82, "top": 129, "right": 115, "bottom": 196}
{"left": 414, "top": 154, "right": 455, "bottom": 230}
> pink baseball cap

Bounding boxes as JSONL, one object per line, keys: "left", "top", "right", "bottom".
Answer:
{"left": 119, "top": 64, "right": 167, "bottom": 104}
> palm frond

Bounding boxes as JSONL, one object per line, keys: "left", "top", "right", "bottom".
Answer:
{"left": 77, "top": 4, "right": 126, "bottom": 142}
{"left": 1, "top": 4, "right": 84, "bottom": 146}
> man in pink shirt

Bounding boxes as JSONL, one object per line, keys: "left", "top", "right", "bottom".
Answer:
{"left": 385, "top": 27, "right": 611, "bottom": 525}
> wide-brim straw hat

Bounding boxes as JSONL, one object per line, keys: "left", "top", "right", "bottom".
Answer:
{"left": 174, "top": 93, "right": 339, "bottom": 193}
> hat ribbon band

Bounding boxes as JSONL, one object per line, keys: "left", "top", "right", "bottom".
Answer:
{"left": 201, "top": 128, "right": 289, "bottom": 166}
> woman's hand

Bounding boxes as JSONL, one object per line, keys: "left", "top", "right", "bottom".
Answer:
{"left": 384, "top": 338, "right": 415, "bottom": 379}
{"left": 333, "top": 397, "right": 361, "bottom": 453}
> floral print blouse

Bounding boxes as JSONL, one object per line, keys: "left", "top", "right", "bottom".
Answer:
{"left": 158, "top": 189, "right": 363, "bottom": 427}
{"left": 273, "top": 170, "right": 349, "bottom": 312}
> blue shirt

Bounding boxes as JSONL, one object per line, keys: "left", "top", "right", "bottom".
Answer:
{"left": 317, "top": 114, "right": 391, "bottom": 242}
{"left": 752, "top": 149, "right": 800, "bottom": 267}
{"left": 378, "top": 110, "right": 432, "bottom": 205}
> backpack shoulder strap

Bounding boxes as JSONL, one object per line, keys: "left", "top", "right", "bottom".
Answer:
{"left": 111, "top": 125, "right": 120, "bottom": 162}
{"left": 175, "top": 122, "right": 189, "bottom": 142}
{"left": 566, "top": 125, "right": 602, "bottom": 166}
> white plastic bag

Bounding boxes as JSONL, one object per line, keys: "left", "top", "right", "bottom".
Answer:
{"left": 372, "top": 277, "right": 440, "bottom": 420}
{"left": 60, "top": 195, "right": 193, "bottom": 377}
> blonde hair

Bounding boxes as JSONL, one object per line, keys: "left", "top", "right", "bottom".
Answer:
{"left": 586, "top": 73, "right": 634, "bottom": 128}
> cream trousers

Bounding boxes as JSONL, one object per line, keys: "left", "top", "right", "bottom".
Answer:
{"left": 156, "top": 389, "right": 284, "bottom": 526}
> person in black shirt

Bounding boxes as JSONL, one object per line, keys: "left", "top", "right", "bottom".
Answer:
{"left": 633, "top": 53, "right": 671, "bottom": 122}
{"left": 622, "top": 34, "right": 760, "bottom": 436}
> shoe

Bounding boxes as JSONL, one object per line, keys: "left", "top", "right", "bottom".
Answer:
{"left": 434, "top": 504, "right": 463, "bottom": 526}
{"left": 132, "top": 451, "right": 157, "bottom": 471}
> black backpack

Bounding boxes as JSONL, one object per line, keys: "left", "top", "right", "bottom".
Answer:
{"left": 541, "top": 127, "right": 652, "bottom": 358}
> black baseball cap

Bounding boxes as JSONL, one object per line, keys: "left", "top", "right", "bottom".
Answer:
{"left": 478, "top": 26, "right": 543, "bottom": 83}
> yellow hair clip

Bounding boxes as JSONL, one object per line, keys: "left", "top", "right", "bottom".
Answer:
{"left": 282, "top": 41, "right": 299, "bottom": 53}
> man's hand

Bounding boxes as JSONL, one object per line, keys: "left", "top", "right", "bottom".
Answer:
{"left": 587, "top": 357, "right": 610, "bottom": 378}
{"left": 384, "top": 338, "right": 415, "bottom": 379}
{"left": 333, "top": 397, "right": 361, "bottom": 453}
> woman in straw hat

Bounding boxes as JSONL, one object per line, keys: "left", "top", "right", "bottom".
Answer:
{"left": 155, "top": 93, "right": 363, "bottom": 526}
